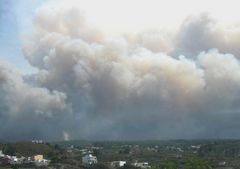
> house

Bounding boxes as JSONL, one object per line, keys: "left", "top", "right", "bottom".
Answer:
{"left": 82, "top": 154, "right": 98, "bottom": 165}
{"left": 191, "top": 145, "right": 201, "bottom": 149}
{"left": 23, "top": 157, "right": 34, "bottom": 164}
{"left": 0, "top": 150, "right": 4, "bottom": 157}
{"left": 32, "top": 140, "right": 43, "bottom": 144}
{"left": 132, "top": 161, "right": 150, "bottom": 168}
{"left": 110, "top": 161, "right": 126, "bottom": 168}
{"left": 34, "top": 154, "right": 50, "bottom": 167}
{"left": 218, "top": 161, "right": 226, "bottom": 166}
{"left": 35, "top": 159, "right": 50, "bottom": 167}
{"left": 9, "top": 156, "right": 23, "bottom": 165}
{"left": 80, "top": 149, "right": 93, "bottom": 155}
{"left": 34, "top": 154, "right": 43, "bottom": 161}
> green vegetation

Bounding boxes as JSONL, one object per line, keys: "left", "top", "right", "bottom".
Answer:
{"left": 151, "top": 161, "right": 177, "bottom": 169}
{"left": 1, "top": 140, "right": 240, "bottom": 168}
{"left": 0, "top": 142, "right": 57, "bottom": 157}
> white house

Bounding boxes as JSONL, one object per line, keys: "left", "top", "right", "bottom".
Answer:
{"left": 132, "top": 161, "right": 150, "bottom": 168}
{"left": 23, "top": 157, "right": 34, "bottom": 164}
{"left": 9, "top": 156, "right": 23, "bottom": 165}
{"left": 218, "top": 161, "right": 226, "bottom": 166}
{"left": 32, "top": 140, "right": 43, "bottom": 144}
{"left": 82, "top": 154, "right": 97, "bottom": 165}
{"left": 34, "top": 159, "right": 50, "bottom": 167}
{"left": 0, "top": 150, "right": 4, "bottom": 157}
{"left": 110, "top": 161, "right": 126, "bottom": 168}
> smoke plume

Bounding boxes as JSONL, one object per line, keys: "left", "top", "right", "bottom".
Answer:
{"left": 1, "top": 2, "right": 240, "bottom": 140}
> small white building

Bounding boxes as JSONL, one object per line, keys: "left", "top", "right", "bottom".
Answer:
{"left": 132, "top": 161, "right": 150, "bottom": 168}
{"left": 218, "top": 161, "right": 226, "bottom": 166}
{"left": 110, "top": 161, "right": 126, "bottom": 168}
{"left": 0, "top": 150, "right": 4, "bottom": 157}
{"left": 9, "top": 156, "right": 23, "bottom": 165}
{"left": 35, "top": 159, "right": 50, "bottom": 167}
{"left": 82, "top": 154, "right": 97, "bottom": 165}
{"left": 32, "top": 140, "right": 43, "bottom": 144}
{"left": 23, "top": 157, "right": 34, "bottom": 164}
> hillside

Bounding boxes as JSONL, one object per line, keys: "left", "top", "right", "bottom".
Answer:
{"left": 0, "top": 142, "right": 61, "bottom": 157}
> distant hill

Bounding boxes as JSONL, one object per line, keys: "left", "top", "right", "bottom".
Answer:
{"left": 0, "top": 142, "right": 61, "bottom": 157}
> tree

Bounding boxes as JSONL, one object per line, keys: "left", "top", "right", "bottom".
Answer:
{"left": 3, "top": 145, "right": 16, "bottom": 156}
{"left": 93, "top": 149, "right": 101, "bottom": 156}
{"left": 119, "top": 164, "right": 140, "bottom": 169}
{"left": 11, "top": 166, "right": 18, "bottom": 169}
{"left": 184, "top": 158, "right": 213, "bottom": 169}
{"left": 151, "top": 161, "right": 177, "bottom": 169}
{"left": 89, "top": 164, "right": 110, "bottom": 169}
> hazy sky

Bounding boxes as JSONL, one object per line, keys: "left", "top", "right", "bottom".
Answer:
{"left": 1, "top": 0, "right": 240, "bottom": 141}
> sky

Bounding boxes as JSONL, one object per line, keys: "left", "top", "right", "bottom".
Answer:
{"left": 1, "top": 0, "right": 240, "bottom": 141}
{"left": 0, "top": 0, "right": 44, "bottom": 73}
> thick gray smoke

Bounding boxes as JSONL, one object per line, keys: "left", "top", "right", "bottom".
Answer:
{"left": 174, "top": 14, "right": 240, "bottom": 58}
{"left": 1, "top": 4, "right": 240, "bottom": 141}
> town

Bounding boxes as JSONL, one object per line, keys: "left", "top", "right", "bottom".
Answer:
{"left": 1, "top": 140, "right": 240, "bottom": 169}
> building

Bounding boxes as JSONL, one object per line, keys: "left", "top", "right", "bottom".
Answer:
{"left": 9, "top": 156, "right": 23, "bottom": 165}
{"left": 82, "top": 154, "right": 98, "bottom": 165}
{"left": 34, "top": 154, "right": 50, "bottom": 167}
{"left": 34, "top": 154, "right": 43, "bottom": 161}
{"left": 32, "top": 140, "right": 43, "bottom": 144}
{"left": 0, "top": 150, "right": 4, "bottom": 157}
{"left": 35, "top": 159, "right": 50, "bottom": 167}
{"left": 132, "top": 161, "right": 150, "bottom": 168}
{"left": 218, "top": 161, "right": 227, "bottom": 166}
{"left": 110, "top": 161, "right": 126, "bottom": 168}
{"left": 23, "top": 157, "right": 34, "bottom": 164}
